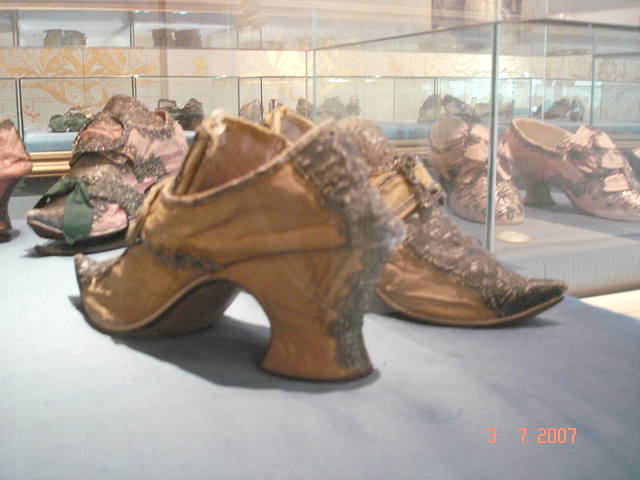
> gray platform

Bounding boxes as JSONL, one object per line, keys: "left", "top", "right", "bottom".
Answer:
{"left": 1, "top": 219, "right": 639, "bottom": 480}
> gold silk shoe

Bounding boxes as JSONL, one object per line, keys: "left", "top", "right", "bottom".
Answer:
{"left": 264, "top": 107, "right": 568, "bottom": 327}
{"left": 75, "top": 112, "right": 404, "bottom": 381}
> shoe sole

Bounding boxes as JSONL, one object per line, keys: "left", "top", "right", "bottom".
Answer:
{"left": 372, "top": 290, "right": 565, "bottom": 328}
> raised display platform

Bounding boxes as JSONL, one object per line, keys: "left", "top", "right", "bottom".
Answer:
{"left": 0, "top": 219, "right": 639, "bottom": 479}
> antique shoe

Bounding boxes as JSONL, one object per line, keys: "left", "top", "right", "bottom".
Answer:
{"left": 239, "top": 99, "right": 262, "bottom": 123}
{"left": 66, "top": 111, "right": 88, "bottom": 132}
{"left": 472, "top": 102, "right": 490, "bottom": 119}
{"left": 427, "top": 117, "right": 524, "bottom": 224}
{"left": 506, "top": 118, "right": 640, "bottom": 222}
{"left": 442, "top": 94, "right": 480, "bottom": 124}
{"left": 0, "top": 119, "right": 32, "bottom": 241}
{"left": 27, "top": 95, "right": 187, "bottom": 254}
{"left": 75, "top": 112, "right": 404, "bottom": 381}
{"left": 532, "top": 97, "right": 571, "bottom": 120}
{"left": 157, "top": 98, "right": 180, "bottom": 119}
{"left": 63, "top": 30, "right": 86, "bottom": 46}
{"left": 417, "top": 94, "right": 442, "bottom": 123}
{"left": 48, "top": 114, "right": 69, "bottom": 133}
{"left": 569, "top": 98, "right": 585, "bottom": 122}
{"left": 317, "top": 97, "right": 347, "bottom": 121}
{"left": 263, "top": 107, "right": 567, "bottom": 326}
{"left": 43, "top": 29, "right": 64, "bottom": 47}
{"left": 296, "top": 98, "right": 313, "bottom": 119}
{"left": 346, "top": 95, "right": 361, "bottom": 116}
{"left": 174, "top": 29, "right": 201, "bottom": 47}
{"left": 152, "top": 28, "right": 175, "bottom": 47}
{"left": 176, "top": 97, "right": 204, "bottom": 131}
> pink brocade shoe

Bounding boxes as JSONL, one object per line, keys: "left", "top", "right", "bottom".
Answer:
{"left": 0, "top": 119, "right": 32, "bottom": 241}
{"left": 27, "top": 95, "right": 188, "bottom": 253}
{"left": 427, "top": 117, "right": 524, "bottom": 225}
{"left": 506, "top": 118, "right": 640, "bottom": 222}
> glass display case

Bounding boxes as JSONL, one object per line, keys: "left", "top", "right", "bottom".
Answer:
{"left": 0, "top": 3, "right": 638, "bottom": 296}
{"left": 314, "top": 19, "right": 640, "bottom": 296}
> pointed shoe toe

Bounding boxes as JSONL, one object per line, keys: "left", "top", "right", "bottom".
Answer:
{"left": 499, "top": 278, "right": 568, "bottom": 321}
{"left": 78, "top": 113, "right": 404, "bottom": 381}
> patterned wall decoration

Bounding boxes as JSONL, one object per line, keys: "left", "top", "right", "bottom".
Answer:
{"left": 20, "top": 77, "right": 133, "bottom": 129}
{"left": 83, "top": 49, "right": 160, "bottom": 76}
{"left": 0, "top": 48, "right": 84, "bottom": 77}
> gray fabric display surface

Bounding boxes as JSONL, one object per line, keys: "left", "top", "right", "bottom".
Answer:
{"left": 1, "top": 220, "right": 639, "bottom": 480}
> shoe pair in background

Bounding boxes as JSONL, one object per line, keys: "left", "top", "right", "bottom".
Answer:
{"left": 425, "top": 116, "right": 640, "bottom": 224}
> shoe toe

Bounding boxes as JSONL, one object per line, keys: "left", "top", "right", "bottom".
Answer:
{"left": 504, "top": 278, "right": 568, "bottom": 318}
{"left": 26, "top": 197, "right": 66, "bottom": 238}
{"left": 74, "top": 253, "right": 119, "bottom": 292}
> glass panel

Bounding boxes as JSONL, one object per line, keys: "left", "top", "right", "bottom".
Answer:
{"left": 133, "top": 10, "right": 238, "bottom": 49}
{"left": 17, "top": 10, "right": 131, "bottom": 47}
{"left": 136, "top": 76, "right": 239, "bottom": 127}
{"left": 0, "top": 77, "right": 18, "bottom": 125}
{"left": 0, "top": 10, "right": 13, "bottom": 47}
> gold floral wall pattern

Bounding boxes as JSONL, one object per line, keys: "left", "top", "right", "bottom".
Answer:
{"left": 83, "top": 49, "right": 160, "bottom": 76}
{"left": 0, "top": 48, "right": 84, "bottom": 77}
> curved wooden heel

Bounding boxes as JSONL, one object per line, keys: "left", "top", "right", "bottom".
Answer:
{"left": 523, "top": 179, "right": 555, "bottom": 206}
{"left": 224, "top": 248, "right": 374, "bottom": 381}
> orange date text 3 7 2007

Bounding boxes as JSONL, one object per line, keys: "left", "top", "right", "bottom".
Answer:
{"left": 488, "top": 428, "right": 577, "bottom": 444}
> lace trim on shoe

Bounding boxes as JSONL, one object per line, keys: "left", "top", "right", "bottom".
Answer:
{"left": 338, "top": 117, "right": 445, "bottom": 209}
{"left": 338, "top": 117, "right": 396, "bottom": 176}
{"left": 394, "top": 154, "right": 446, "bottom": 209}
{"left": 292, "top": 125, "right": 405, "bottom": 369}
{"left": 404, "top": 205, "right": 528, "bottom": 317}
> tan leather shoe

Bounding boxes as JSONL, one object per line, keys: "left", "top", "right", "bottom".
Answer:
{"left": 0, "top": 119, "right": 32, "bottom": 241}
{"left": 264, "top": 107, "right": 568, "bottom": 327}
{"left": 75, "top": 112, "right": 405, "bottom": 381}
{"left": 427, "top": 117, "right": 524, "bottom": 225}
{"left": 506, "top": 118, "right": 640, "bottom": 222}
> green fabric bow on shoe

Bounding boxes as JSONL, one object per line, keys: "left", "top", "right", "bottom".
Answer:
{"left": 34, "top": 177, "right": 94, "bottom": 244}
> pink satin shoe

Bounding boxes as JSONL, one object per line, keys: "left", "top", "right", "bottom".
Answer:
{"left": 0, "top": 119, "right": 32, "bottom": 241}
{"left": 506, "top": 118, "right": 640, "bottom": 222}
{"left": 27, "top": 95, "right": 187, "bottom": 253}
{"left": 427, "top": 117, "right": 524, "bottom": 225}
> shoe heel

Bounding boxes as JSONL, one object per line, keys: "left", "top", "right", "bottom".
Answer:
{"left": 225, "top": 248, "right": 377, "bottom": 381}
{"left": 523, "top": 178, "right": 555, "bottom": 206}
{"left": 0, "top": 177, "right": 19, "bottom": 231}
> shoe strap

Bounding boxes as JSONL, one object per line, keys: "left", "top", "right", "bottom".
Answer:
{"left": 370, "top": 154, "right": 445, "bottom": 219}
